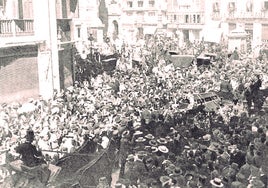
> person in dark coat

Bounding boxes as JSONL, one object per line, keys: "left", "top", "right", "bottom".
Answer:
{"left": 118, "top": 131, "right": 132, "bottom": 178}
{"left": 15, "top": 130, "right": 45, "bottom": 167}
{"left": 232, "top": 47, "right": 239, "bottom": 60}
{"left": 219, "top": 76, "right": 233, "bottom": 101}
{"left": 230, "top": 149, "right": 246, "bottom": 168}
{"left": 15, "top": 129, "right": 50, "bottom": 184}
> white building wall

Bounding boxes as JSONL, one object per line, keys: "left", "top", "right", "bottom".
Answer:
{"left": 34, "top": 0, "right": 60, "bottom": 99}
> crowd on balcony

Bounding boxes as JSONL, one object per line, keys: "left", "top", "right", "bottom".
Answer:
{"left": 0, "top": 36, "right": 268, "bottom": 187}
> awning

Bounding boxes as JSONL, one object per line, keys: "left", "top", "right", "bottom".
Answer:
{"left": 143, "top": 27, "right": 156, "bottom": 35}
{"left": 228, "top": 27, "right": 248, "bottom": 38}
{"left": 202, "top": 28, "right": 222, "bottom": 43}
{"left": 168, "top": 55, "right": 194, "bottom": 68}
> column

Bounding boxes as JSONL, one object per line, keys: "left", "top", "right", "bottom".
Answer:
{"left": 34, "top": 0, "right": 60, "bottom": 100}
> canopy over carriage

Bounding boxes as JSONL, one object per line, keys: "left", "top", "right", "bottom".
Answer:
{"left": 3, "top": 139, "right": 117, "bottom": 188}
{"left": 165, "top": 51, "right": 194, "bottom": 69}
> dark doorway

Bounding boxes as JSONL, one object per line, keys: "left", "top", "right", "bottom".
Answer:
{"left": 112, "top": 20, "right": 119, "bottom": 40}
{"left": 183, "top": 30, "right": 189, "bottom": 42}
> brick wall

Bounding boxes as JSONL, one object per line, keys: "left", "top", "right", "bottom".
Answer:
{"left": 0, "top": 46, "right": 39, "bottom": 104}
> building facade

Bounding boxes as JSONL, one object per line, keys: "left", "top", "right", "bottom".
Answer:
{"left": 110, "top": 0, "right": 168, "bottom": 43}
{"left": 207, "top": 0, "right": 268, "bottom": 54}
{"left": 0, "top": 0, "right": 79, "bottom": 103}
{"left": 73, "top": 0, "right": 105, "bottom": 54}
{"left": 166, "top": 0, "right": 206, "bottom": 44}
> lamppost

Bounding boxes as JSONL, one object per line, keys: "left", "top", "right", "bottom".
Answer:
{"left": 88, "top": 33, "right": 94, "bottom": 60}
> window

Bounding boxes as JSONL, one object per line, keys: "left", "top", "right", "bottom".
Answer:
{"left": 197, "top": 15, "right": 201, "bottom": 23}
{"left": 77, "top": 27, "right": 81, "bottom": 38}
{"left": 138, "top": 1, "right": 143, "bottom": 7}
{"left": 127, "top": 1, "right": 133, "bottom": 8}
{"left": 0, "top": 0, "right": 3, "bottom": 6}
{"left": 193, "top": 15, "right": 196, "bottom": 23}
{"left": 213, "top": 2, "right": 219, "bottom": 12}
{"left": 246, "top": 1, "right": 252, "bottom": 12}
{"left": 174, "top": 15, "right": 177, "bottom": 20}
{"left": 70, "top": 0, "right": 78, "bottom": 13}
{"left": 149, "top": 0, "right": 155, "bottom": 7}
{"left": 228, "top": 2, "right": 236, "bottom": 12}
{"left": 185, "top": 15, "right": 189, "bottom": 23}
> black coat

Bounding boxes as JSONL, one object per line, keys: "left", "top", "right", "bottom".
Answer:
{"left": 15, "top": 141, "right": 44, "bottom": 167}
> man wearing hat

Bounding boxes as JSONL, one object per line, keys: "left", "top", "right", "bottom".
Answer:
{"left": 119, "top": 130, "right": 132, "bottom": 178}
{"left": 15, "top": 129, "right": 45, "bottom": 167}
{"left": 14, "top": 129, "right": 51, "bottom": 184}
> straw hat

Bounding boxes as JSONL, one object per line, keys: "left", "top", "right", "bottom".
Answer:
{"left": 162, "top": 159, "right": 172, "bottom": 167}
{"left": 135, "top": 137, "right": 146, "bottom": 143}
{"left": 157, "top": 138, "right": 167, "bottom": 145}
{"left": 185, "top": 172, "right": 194, "bottom": 181}
{"left": 159, "top": 176, "right": 173, "bottom": 187}
{"left": 133, "top": 130, "right": 143, "bottom": 136}
{"left": 210, "top": 178, "right": 224, "bottom": 187}
{"left": 149, "top": 140, "right": 158, "bottom": 147}
{"left": 158, "top": 145, "right": 169, "bottom": 153}
{"left": 203, "top": 134, "right": 211, "bottom": 141}
{"left": 145, "top": 134, "right": 155, "bottom": 140}
{"left": 122, "top": 130, "right": 130, "bottom": 138}
{"left": 126, "top": 154, "right": 135, "bottom": 162}
{"left": 151, "top": 146, "right": 158, "bottom": 153}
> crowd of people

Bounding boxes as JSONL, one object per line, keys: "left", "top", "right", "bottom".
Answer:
{"left": 0, "top": 36, "right": 268, "bottom": 188}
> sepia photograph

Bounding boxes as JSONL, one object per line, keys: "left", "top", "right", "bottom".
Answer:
{"left": 0, "top": 0, "right": 268, "bottom": 187}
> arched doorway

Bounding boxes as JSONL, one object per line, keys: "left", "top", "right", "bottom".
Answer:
{"left": 112, "top": 20, "right": 119, "bottom": 40}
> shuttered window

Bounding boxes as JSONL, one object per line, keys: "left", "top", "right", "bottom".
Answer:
{"left": 23, "top": 0, "right": 33, "bottom": 19}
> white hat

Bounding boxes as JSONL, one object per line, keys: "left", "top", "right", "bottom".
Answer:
{"left": 210, "top": 178, "right": 224, "bottom": 187}
{"left": 158, "top": 145, "right": 169, "bottom": 153}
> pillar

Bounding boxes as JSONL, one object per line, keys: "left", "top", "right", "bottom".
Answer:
{"left": 34, "top": 0, "right": 60, "bottom": 100}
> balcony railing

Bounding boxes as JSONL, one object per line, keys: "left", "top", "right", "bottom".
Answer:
{"left": 226, "top": 11, "right": 268, "bottom": 20}
{"left": 0, "top": 19, "right": 34, "bottom": 37}
{"left": 168, "top": 12, "right": 205, "bottom": 25}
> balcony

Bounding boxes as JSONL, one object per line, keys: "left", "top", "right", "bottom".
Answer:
{"left": 167, "top": 12, "right": 205, "bottom": 29}
{"left": 0, "top": 19, "right": 34, "bottom": 37}
{"left": 226, "top": 11, "right": 268, "bottom": 23}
